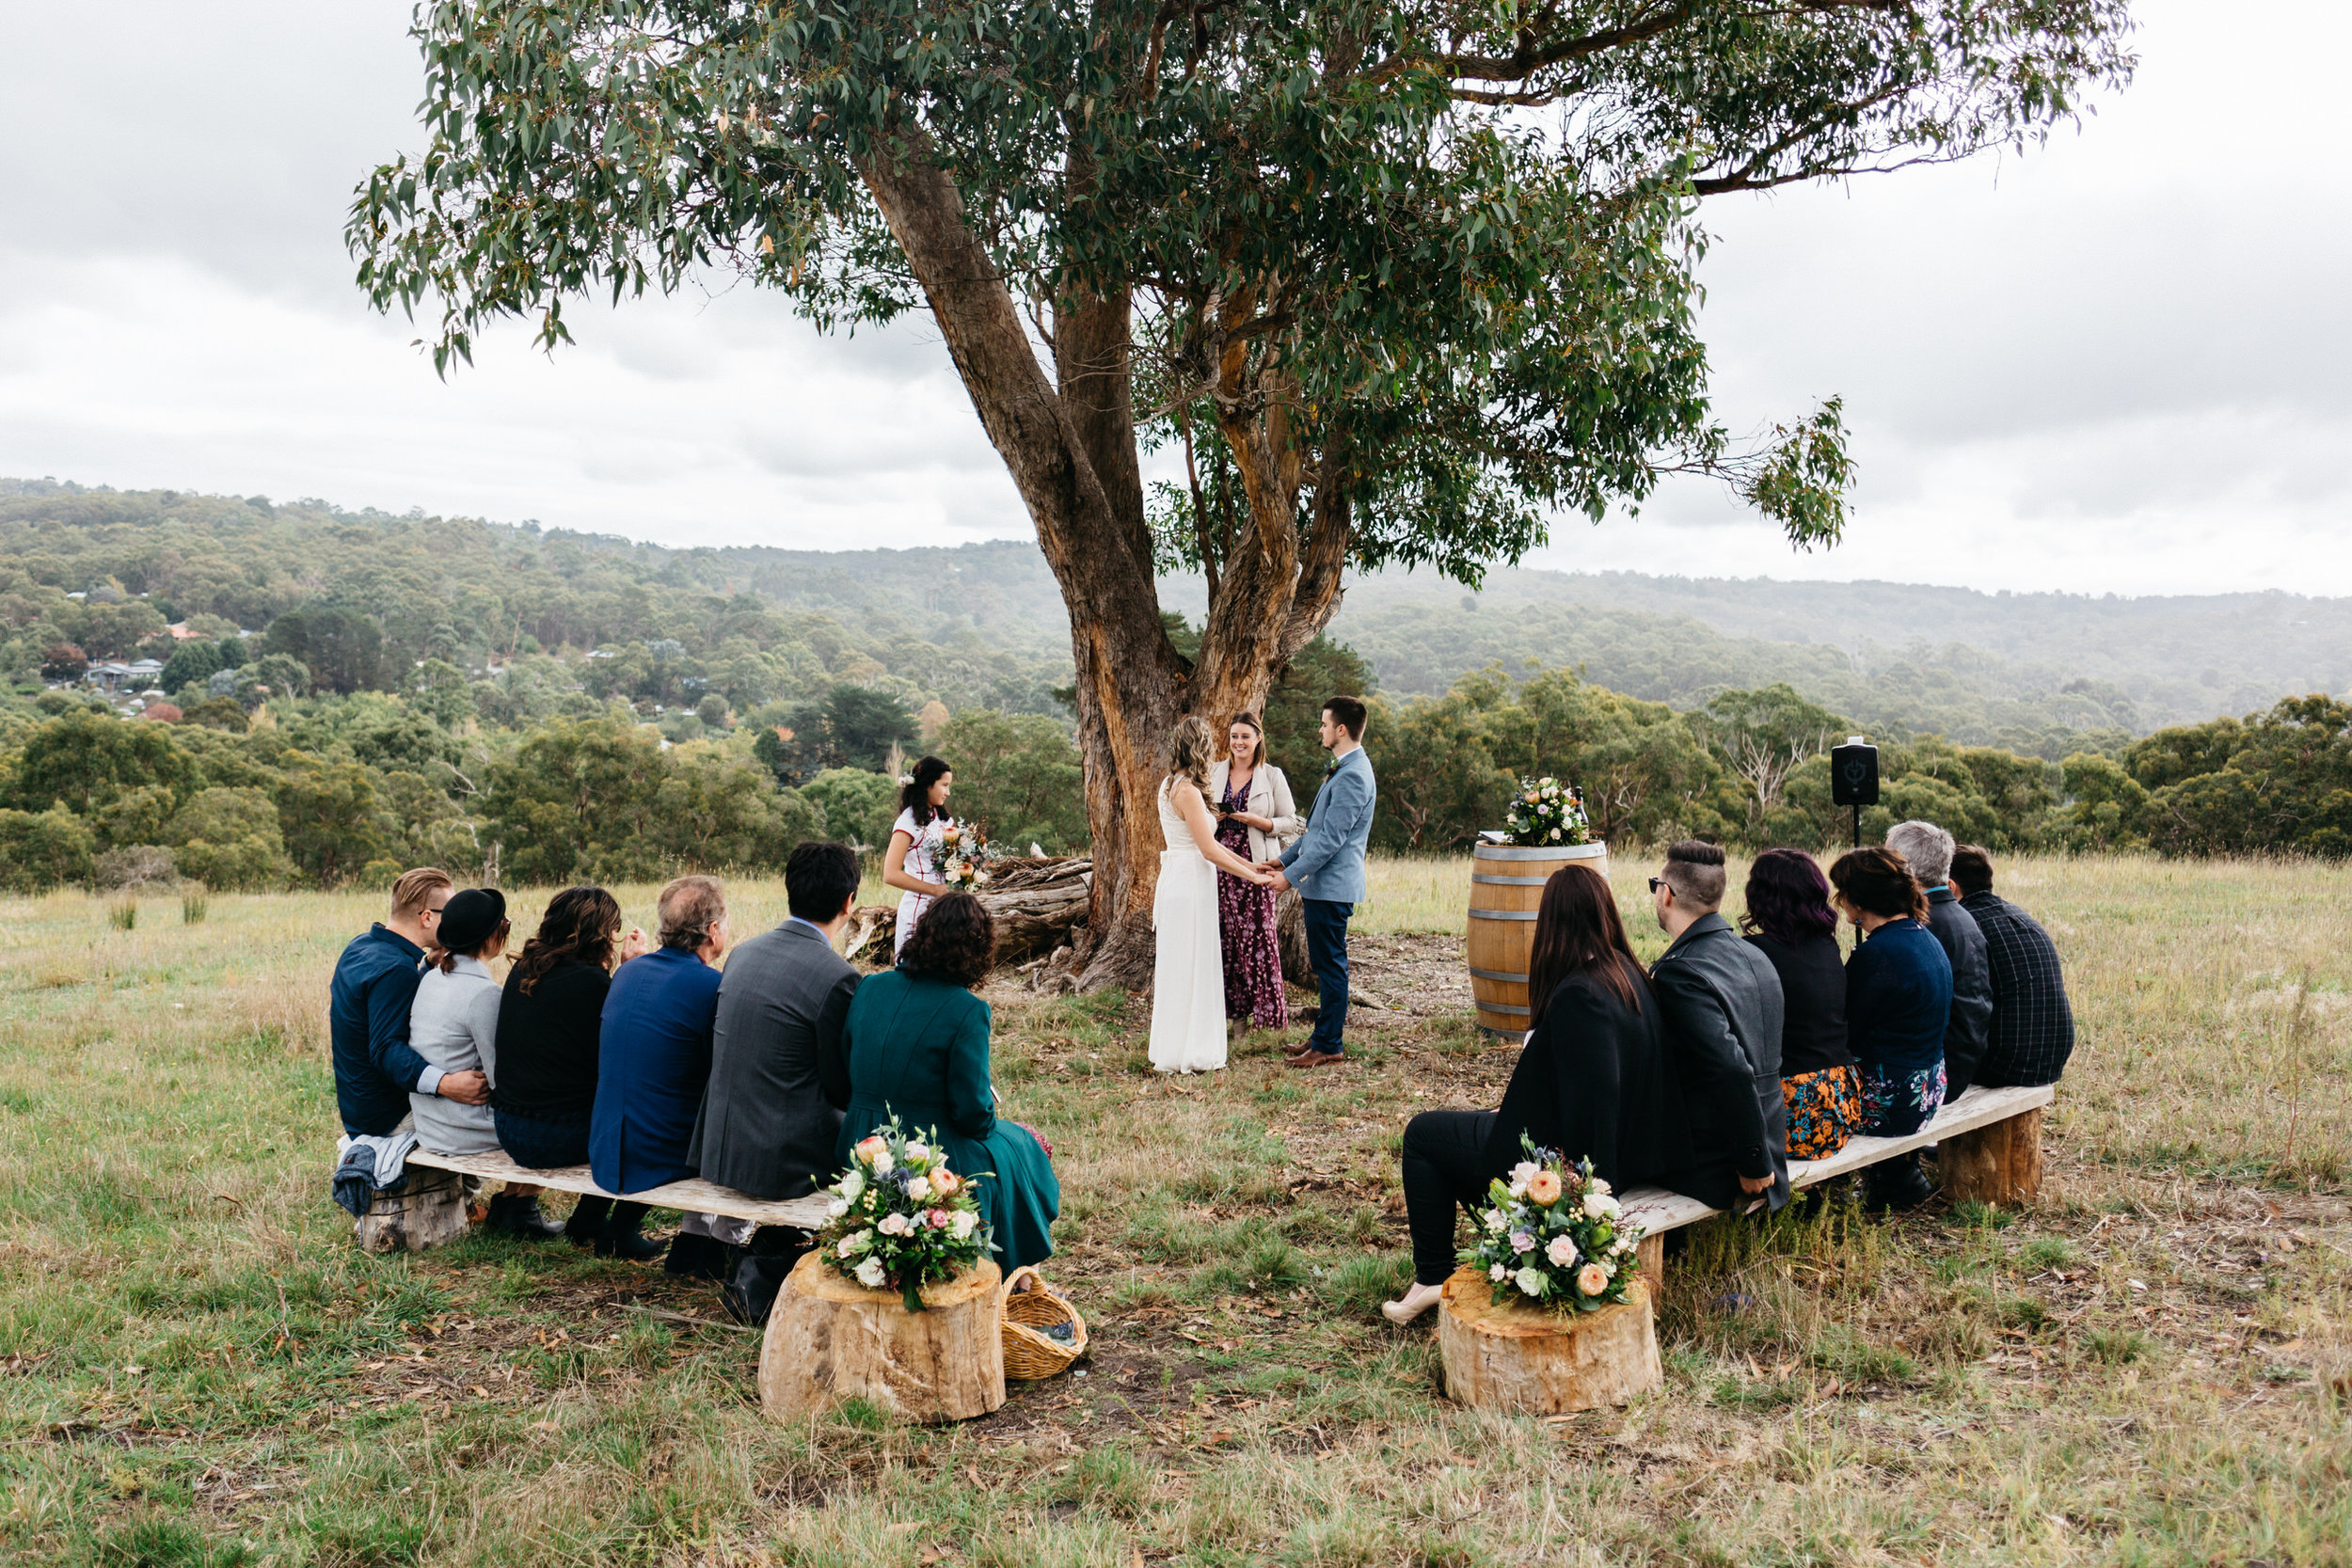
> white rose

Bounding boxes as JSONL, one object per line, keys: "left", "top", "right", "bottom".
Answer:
{"left": 1587, "top": 1177, "right": 1612, "bottom": 1196}
{"left": 836, "top": 1229, "right": 872, "bottom": 1258}
{"left": 853, "top": 1258, "right": 887, "bottom": 1289}
{"left": 1483, "top": 1210, "right": 1508, "bottom": 1233}
{"left": 870, "top": 1150, "right": 894, "bottom": 1176}
{"left": 906, "top": 1176, "right": 932, "bottom": 1202}
{"left": 1489, "top": 1263, "right": 1507, "bottom": 1283}
{"left": 827, "top": 1198, "right": 850, "bottom": 1219}
{"left": 1582, "top": 1192, "right": 1618, "bottom": 1220}
{"left": 1515, "top": 1267, "right": 1546, "bottom": 1297}
{"left": 1545, "top": 1234, "right": 1577, "bottom": 1267}
{"left": 906, "top": 1141, "right": 930, "bottom": 1162}
{"left": 839, "top": 1170, "right": 866, "bottom": 1201}
{"left": 949, "top": 1211, "right": 978, "bottom": 1240}
{"left": 879, "top": 1212, "right": 911, "bottom": 1236}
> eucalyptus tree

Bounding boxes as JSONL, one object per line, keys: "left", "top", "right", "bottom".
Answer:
{"left": 353, "top": 0, "right": 2133, "bottom": 984}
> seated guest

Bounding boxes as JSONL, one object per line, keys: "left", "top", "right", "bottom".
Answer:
{"left": 590, "top": 875, "right": 731, "bottom": 1261}
{"left": 687, "top": 841, "right": 864, "bottom": 1307}
{"left": 1740, "top": 849, "right": 1861, "bottom": 1162}
{"left": 1950, "top": 846, "right": 2076, "bottom": 1087}
{"left": 1886, "top": 820, "right": 1993, "bottom": 1097}
{"left": 1650, "top": 840, "right": 1789, "bottom": 1214}
{"left": 1829, "top": 847, "right": 1952, "bottom": 1212}
{"left": 405, "top": 889, "right": 561, "bottom": 1237}
{"left": 836, "top": 892, "right": 1058, "bottom": 1272}
{"left": 329, "top": 866, "right": 487, "bottom": 1137}
{"left": 494, "top": 885, "right": 648, "bottom": 1250}
{"left": 1382, "top": 863, "right": 1688, "bottom": 1323}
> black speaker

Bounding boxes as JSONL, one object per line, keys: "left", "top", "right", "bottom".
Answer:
{"left": 1831, "top": 739, "right": 1880, "bottom": 807}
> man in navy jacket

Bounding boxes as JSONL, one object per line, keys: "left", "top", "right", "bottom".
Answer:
{"left": 328, "top": 867, "right": 487, "bottom": 1135}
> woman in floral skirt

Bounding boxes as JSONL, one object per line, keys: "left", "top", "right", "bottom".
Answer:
{"left": 1205, "top": 714, "right": 1304, "bottom": 1033}
{"left": 1828, "top": 847, "right": 1953, "bottom": 1138}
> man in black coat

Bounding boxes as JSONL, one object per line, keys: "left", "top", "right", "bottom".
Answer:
{"left": 686, "top": 841, "right": 863, "bottom": 1319}
{"left": 1886, "top": 820, "right": 1994, "bottom": 1096}
{"left": 1950, "top": 845, "right": 2075, "bottom": 1087}
{"left": 1649, "top": 840, "right": 1789, "bottom": 1214}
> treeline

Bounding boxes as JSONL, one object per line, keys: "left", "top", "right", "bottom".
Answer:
{"left": 1362, "top": 668, "right": 2352, "bottom": 860}
{"left": 0, "top": 482, "right": 1069, "bottom": 719}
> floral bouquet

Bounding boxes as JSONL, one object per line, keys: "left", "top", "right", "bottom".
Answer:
{"left": 1460, "top": 1136, "right": 1645, "bottom": 1310}
{"left": 937, "top": 821, "right": 995, "bottom": 891}
{"left": 1503, "top": 777, "right": 1592, "bottom": 847}
{"left": 818, "top": 1116, "right": 989, "bottom": 1311}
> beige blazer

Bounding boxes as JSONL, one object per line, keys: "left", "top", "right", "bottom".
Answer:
{"left": 1206, "top": 759, "right": 1306, "bottom": 863}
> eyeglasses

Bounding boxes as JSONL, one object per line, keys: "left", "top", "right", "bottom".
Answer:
{"left": 1647, "top": 878, "right": 1664, "bottom": 894}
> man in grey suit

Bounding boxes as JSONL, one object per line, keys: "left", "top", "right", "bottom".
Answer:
{"left": 690, "top": 840, "right": 863, "bottom": 1200}
{"left": 1264, "top": 696, "right": 1377, "bottom": 1068}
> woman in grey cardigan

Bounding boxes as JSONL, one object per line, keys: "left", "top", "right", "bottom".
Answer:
{"left": 407, "top": 888, "right": 559, "bottom": 1237}
{"left": 1206, "top": 715, "right": 1306, "bottom": 1032}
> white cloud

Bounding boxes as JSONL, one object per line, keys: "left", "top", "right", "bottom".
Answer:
{"left": 1, "top": 0, "right": 2346, "bottom": 594}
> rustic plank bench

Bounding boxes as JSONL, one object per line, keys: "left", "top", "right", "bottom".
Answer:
{"left": 1615, "top": 1082, "right": 2056, "bottom": 1283}
{"left": 352, "top": 1146, "right": 834, "bottom": 1253}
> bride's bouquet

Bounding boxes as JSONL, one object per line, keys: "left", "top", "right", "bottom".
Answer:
{"left": 818, "top": 1116, "right": 989, "bottom": 1311}
{"left": 1503, "top": 777, "right": 1592, "bottom": 847}
{"left": 1461, "top": 1136, "right": 1645, "bottom": 1310}
{"left": 938, "top": 821, "right": 995, "bottom": 891}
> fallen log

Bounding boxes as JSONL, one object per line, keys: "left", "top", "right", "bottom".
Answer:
{"left": 845, "top": 858, "right": 1093, "bottom": 967}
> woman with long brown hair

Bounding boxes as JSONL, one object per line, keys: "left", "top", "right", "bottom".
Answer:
{"left": 1829, "top": 847, "right": 1952, "bottom": 1210}
{"left": 1206, "top": 712, "right": 1303, "bottom": 1033}
{"left": 1382, "top": 864, "right": 1689, "bottom": 1323}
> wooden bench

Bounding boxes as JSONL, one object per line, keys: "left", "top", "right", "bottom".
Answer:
{"left": 353, "top": 1146, "right": 834, "bottom": 1253}
{"left": 1615, "top": 1083, "right": 2055, "bottom": 1281}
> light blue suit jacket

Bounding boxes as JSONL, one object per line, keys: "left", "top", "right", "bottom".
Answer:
{"left": 1280, "top": 748, "right": 1377, "bottom": 904}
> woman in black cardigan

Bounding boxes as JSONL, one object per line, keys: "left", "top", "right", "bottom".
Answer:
{"left": 494, "top": 885, "right": 648, "bottom": 1249}
{"left": 1383, "top": 864, "right": 1690, "bottom": 1323}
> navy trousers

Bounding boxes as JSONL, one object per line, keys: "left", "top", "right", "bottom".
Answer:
{"left": 1302, "top": 897, "right": 1354, "bottom": 1054}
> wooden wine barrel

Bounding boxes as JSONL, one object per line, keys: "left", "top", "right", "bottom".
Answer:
{"left": 1466, "top": 842, "right": 1611, "bottom": 1036}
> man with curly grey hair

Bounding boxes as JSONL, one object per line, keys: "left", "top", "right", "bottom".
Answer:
{"left": 1885, "top": 820, "right": 1993, "bottom": 1097}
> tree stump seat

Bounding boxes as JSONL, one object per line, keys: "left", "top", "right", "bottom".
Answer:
{"left": 759, "top": 1252, "right": 1006, "bottom": 1423}
{"left": 1438, "top": 1275, "right": 1662, "bottom": 1414}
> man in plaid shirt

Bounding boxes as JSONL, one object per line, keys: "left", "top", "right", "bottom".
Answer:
{"left": 1949, "top": 847, "right": 2074, "bottom": 1086}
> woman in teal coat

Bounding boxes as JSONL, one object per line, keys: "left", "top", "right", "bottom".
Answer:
{"left": 836, "top": 893, "right": 1058, "bottom": 1270}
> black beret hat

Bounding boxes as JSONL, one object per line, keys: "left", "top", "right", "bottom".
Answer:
{"left": 437, "top": 887, "right": 507, "bottom": 953}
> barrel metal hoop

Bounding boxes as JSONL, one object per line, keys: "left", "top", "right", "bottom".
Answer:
{"left": 1467, "top": 909, "right": 1540, "bottom": 921}
{"left": 1471, "top": 844, "right": 1608, "bottom": 862}
{"left": 1468, "top": 966, "right": 1529, "bottom": 983}
{"left": 1470, "top": 873, "right": 1551, "bottom": 886}
{"left": 1477, "top": 1002, "right": 1533, "bottom": 1017}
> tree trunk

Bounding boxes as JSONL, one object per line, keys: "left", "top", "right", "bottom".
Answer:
{"left": 856, "top": 130, "right": 1356, "bottom": 992}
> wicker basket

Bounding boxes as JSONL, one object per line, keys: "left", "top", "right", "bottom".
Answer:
{"left": 999, "top": 1265, "right": 1087, "bottom": 1380}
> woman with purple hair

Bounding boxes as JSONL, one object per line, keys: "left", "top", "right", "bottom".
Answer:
{"left": 1740, "top": 849, "right": 1860, "bottom": 1162}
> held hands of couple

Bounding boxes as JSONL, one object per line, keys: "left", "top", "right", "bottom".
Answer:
{"left": 437, "top": 1069, "right": 490, "bottom": 1105}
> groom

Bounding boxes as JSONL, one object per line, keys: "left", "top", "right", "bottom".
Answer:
{"left": 1263, "top": 696, "right": 1376, "bottom": 1069}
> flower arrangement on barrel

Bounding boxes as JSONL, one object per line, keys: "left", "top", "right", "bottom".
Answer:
{"left": 1463, "top": 1137, "right": 1645, "bottom": 1309}
{"left": 1503, "top": 777, "right": 1592, "bottom": 847}
{"left": 938, "top": 822, "right": 996, "bottom": 891}
{"left": 818, "top": 1116, "right": 989, "bottom": 1312}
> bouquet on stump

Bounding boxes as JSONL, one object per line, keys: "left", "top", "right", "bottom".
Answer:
{"left": 1504, "top": 777, "right": 1592, "bottom": 847}
{"left": 1462, "top": 1136, "right": 1645, "bottom": 1310}
{"left": 818, "top": 1116, "right": 989, "bottom": 1312}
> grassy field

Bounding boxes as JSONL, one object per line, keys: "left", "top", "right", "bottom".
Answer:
{"left": 0, "top": 853, "right": 2346, "bottom": 1567}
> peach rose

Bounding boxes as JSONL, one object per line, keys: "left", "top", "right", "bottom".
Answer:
{"left": 1576, "top": 1262, "right": 1610, "bottom": 1297}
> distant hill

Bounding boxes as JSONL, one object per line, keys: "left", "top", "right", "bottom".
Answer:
{"left": 4, "top": 476, "right": 2343, "bottom": 753}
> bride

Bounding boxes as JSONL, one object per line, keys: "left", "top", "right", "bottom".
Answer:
{"left": 1150, "top": 716, "right": 1277, "bottom": 1073}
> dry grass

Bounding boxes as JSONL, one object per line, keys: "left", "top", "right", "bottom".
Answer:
{"left": 0, "top": 855, "right": 2347, "bottom": 1566}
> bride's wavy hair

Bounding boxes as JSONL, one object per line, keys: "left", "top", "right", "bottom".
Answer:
{"left": 1166, "top": 716, "right": 1218, "bottom": 794}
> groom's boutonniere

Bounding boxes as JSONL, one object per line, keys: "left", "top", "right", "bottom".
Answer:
{"left": 1323, "top": 756, "right": 1340, "bottom": 779}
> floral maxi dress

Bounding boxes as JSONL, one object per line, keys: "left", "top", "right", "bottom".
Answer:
{"left": 1215, "top": 774, "right": 1289, "bottom": 1030}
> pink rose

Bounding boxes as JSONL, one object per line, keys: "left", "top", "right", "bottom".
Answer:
{"left": 926, "top": 1209, "right": 952, "bottom": 1229}
{"left": 878, "top": 1212, "right": 911, "bottom": 1236}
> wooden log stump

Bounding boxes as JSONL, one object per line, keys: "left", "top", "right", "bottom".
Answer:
{"left": 760, "top": 1252, "right": 1005, "bottom": 1424}
{"left": 356, "top": 1169, "right": 468, "bottom": 1254}
{"left": 1438, "top": 1270, "right": 1661, "bottom": 1415}
{"left": 1635, "top": 1233, "right": 1665, "bottom": 1296}
{"left": 1938, "top": 1106, "right": 2045, "bottom": 1207}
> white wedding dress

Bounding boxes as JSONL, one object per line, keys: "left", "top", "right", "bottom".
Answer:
{"left": 1148, "top": 778, "right": 1228, "bottom": 1073}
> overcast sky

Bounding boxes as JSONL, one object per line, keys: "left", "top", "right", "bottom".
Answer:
{"left": 1, "top": 1, "right": 2344, "bottom": 597}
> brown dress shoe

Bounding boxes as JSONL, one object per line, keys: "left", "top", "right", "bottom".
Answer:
{"left": 1284, "top": 1049, "right": 1346, "bottom": 1070}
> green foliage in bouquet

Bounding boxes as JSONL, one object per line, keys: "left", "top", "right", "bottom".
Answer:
{"left": 817, "top": 1115, "right": 990, "bottom": 1313}
{"left": 1461, "top": 1137, "right": 1645, "bottom": 1312}
{"left": 1503, "top": 777, "right": 1593, "bottom": 848}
